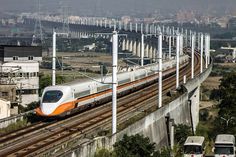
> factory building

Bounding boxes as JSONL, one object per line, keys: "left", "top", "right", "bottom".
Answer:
{"left": 0, "top": 45, "right": 42, "bottom": 107}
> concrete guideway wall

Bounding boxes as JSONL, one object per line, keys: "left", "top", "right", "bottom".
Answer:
{"left": 184, "top": 62, "right": 212, "bottom": 93}
{"left": 184, "top": 61, "right": 213, "bottom": 131}
{"left": 62, "top": 61, "right": 212, "bottom": 157}
{"left": 65, "top": 92, "right": 191, "bottom": 157}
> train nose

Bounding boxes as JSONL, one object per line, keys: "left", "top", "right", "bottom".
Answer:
{"left": 41, "top": 103, "right": 57, "bottom": 115}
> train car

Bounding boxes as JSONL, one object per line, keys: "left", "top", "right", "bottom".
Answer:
{"left": 35, "top": 55, "right": 189, "bottom": 117}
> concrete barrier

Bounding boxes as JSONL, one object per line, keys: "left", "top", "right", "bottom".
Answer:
{"left": 0, "top": 110, "right": 34, "bottom": 128}
{"left": 60, "top": 91, "right": 192, "bottom": 157}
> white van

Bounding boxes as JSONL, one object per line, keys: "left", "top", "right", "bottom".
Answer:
{"left": 214, "top": 134, "right": 235, "bottom": 157}
{"left": 184, "top": 136, "right": 205, "bottom": 157}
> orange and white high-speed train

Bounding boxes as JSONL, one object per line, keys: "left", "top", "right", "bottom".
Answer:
{"left": 35, "top": 55, "right": 189, "bottom": 117}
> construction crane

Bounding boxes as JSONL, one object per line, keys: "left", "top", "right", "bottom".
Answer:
{"left": 221, "top": 46, "right": 236, "bottom": 63}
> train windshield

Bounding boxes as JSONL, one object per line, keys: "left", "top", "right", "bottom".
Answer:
{"left": 42, "top": 90, "right": 63, "bottom": 103}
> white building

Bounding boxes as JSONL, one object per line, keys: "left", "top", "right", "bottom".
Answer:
{"left": 0, "top": 98, "right": 10, "bottom": 119}
{"left": 0, "top": 46, "right": 42, "bottom": 107}
{"left": 83, "top": 43, "right": 96, "bottom": 51}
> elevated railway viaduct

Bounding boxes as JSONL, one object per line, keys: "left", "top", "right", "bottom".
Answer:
{"left": 0, "top": 17, "right": 212, "bottom": 157}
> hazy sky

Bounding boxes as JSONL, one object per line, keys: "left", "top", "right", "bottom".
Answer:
{"left": 0, "top": 0, "right": 236, "bottom": 16}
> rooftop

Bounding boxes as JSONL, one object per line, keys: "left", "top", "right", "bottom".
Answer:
{"left": 0, "top": 45, "right": 42, "bottom": 58}
{"left": 215, "top": 134, "right": 235, "bottom": 144}
{"left": 184, "top": 136, "right": 205, "bottom": 146}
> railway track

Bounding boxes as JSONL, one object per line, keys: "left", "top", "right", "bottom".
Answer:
{"left": 0, "top": 52, "right": 202, "bottom": 156}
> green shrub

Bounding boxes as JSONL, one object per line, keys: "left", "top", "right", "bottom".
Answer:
{"left": 94, "top": 148, "right": 113, "bottom": 157}
{"left": 199, "top": 109, "right": 209, "bottom": 121}
{"left": 0, "top": 119, "right": 28, "bottom": 134}
{"left": 113, "top": 134, "right": 155, "bottom": 157}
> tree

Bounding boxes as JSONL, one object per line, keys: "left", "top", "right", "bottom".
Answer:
{"left": 212, "top": 72, "right": 236, "bottom": 135}
{"left": 39, "top": 74, "right": 65, "bottom": 95}
{"left": 174, "top": 124, "right": 192, "bottom": 156}
{"left": 199, "top": 109, "right": 209, "bottom": 121}
{"left": 94, "top": 148, "right": 113, "bottom": 157}
{"left": 210, "top": 89, "right": 221, "bottom": 101}
{"left": 218, "top": 72, "right": 236, "bottom": 119}
{"left": 21, "top": 101, "right": 39, "bottom": 112}
{"left": 94, "top": 134, "right": 173, "bottom": 157}
{"left": 174, "top": 124, "right": 192, "bottom": 146}
{"left": 113, "top": 134, "right": 155, "bottom": 157}
{"left": 152, "top": 147, "right": 171, "bottom": 157}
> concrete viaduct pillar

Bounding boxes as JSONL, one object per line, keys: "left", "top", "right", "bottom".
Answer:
{"left": 152, "top": 47, "right": 156, "bottom": 62}
{"left": 137, "top": 42, "right": 141, "bottom": 57}
{"left": 145, "top": 44, "right": 149, "bottom": 58}
{"left": 122, "top": 39, "right": 126, "bottom": 51}
{"left": 129, "top": 40, "right": 133, "bottom": 52}
{"left": 126, "top": 39, "right": 129, "bottom": 50}
{"left": 149, "top": 46, "right": 153, "bottom": 59}
{"left": 189, "top": 86, "right": 200, "bottom": 132}
{"left": 133, "top": 41, "right": 137, "bottom": 56}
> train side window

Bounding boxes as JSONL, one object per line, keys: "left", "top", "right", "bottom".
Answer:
{"left": 97, "top": 85, "right": 110, "bottom": 92}
{"left": 74, "top": 90, "right": 90, "bottom": 98}
{"left": 118, "top": 79, "right": 130, "bottom": 85}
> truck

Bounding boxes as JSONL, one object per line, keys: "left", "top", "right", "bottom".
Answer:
{"left": 214, "top": 134, "right": 235, "bottom": 157}
{"left": 184, "top": 136, "right": 205, "bottom": 157}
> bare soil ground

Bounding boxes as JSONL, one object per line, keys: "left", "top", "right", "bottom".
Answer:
{"left": 201, "top": 76, "right": 222, "bottom": 90}
{"left": 217, "top": 62, "right": 236, "bottom": 68}
{"left": 200, "top": 76, "right": 221, "bottom": 117}
{"left": 41, "top": 51, "right": 127, "bottom": 82}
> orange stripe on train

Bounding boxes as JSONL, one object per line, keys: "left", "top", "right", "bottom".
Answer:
{"left": 35, "top": 101, "right": 75, "bottom": 116}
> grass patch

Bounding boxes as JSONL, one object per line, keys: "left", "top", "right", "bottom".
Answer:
{"left": 0, "top": 118, "right": 28, "bottom": 134}
{"left": 196, "top": 121, "right": 215, "bottom": 155}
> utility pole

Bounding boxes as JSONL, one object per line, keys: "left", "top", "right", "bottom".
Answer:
{"left": 95, "top": 31, "right": 126, "bottom": 135}
{"left": 158, "top": 33, "right": 162, "bottom": 108}
{"left": 176, "top": 34, "right": 180, "bottom": 89}
{"left": 200, "top": 33, "right": 204, "bottom": 73}
{"left": 52, "top": 30, "right": 68, "bottom": 86}
{"left": 112, "top": 31, "right": 118, "bottom": 134}
{"left": 52, "top": 31, "right": 56, "bottom": 86}
{"left": 205, "top": 34, "right": 209, "bottom": 68}
{"left": 191, "top": 34, "right": 195, "bottom": 79}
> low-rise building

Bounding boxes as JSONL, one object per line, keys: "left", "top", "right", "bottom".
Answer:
{"left": 0, "top": 84, "right": 17, "bottom": 103}
{"left": 83, "top": 43, "right": 96, "bottom": 51}
{"left": 0, "top": 98, "right": 10, "bottom": 119}
{"left": 0, "top": 45, "right": 42, "bottom": 107}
